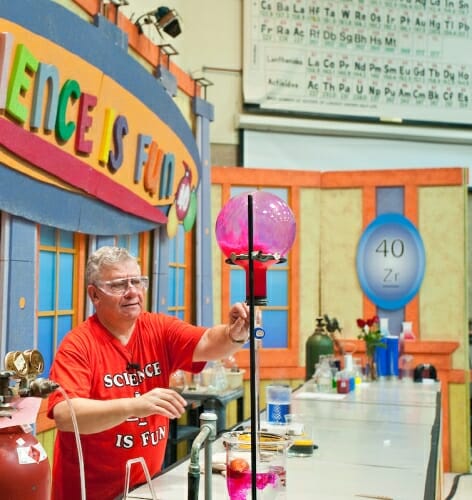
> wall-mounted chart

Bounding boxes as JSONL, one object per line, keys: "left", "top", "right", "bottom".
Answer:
{"left": 243, "top": 0, "right": 472, "bottom": 125}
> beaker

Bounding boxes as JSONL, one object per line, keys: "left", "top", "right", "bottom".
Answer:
{"left": 399, "top": 354, "right": 415, "bottom": 381}
{"left": 223, "top": 431, "right": 291, "bottom": 499}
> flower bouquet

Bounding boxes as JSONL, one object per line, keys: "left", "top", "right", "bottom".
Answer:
{"left": 356, "top": 316, "right": 386, "bottom": 380}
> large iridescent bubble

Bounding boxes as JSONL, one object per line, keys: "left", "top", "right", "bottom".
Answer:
{"left": 215, "top": 191, "right": 296, "bottom": 259}
{"left": 215, "top": 191, "right": 296, "bottom": 304}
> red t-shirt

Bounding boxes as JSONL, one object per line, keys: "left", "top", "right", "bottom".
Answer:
{"left": 47, "top": 312, "right": 206, "bottom": 500}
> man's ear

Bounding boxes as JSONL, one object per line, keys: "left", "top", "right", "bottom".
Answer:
{"left": 87, "top": 285, "right": 99, "bottom": 302}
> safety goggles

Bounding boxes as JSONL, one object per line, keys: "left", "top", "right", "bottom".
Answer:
{"left": 94, "top": 276, "right": 149, "bottom": 296}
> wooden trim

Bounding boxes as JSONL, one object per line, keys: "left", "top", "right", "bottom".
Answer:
{"left": 72, "top": 0, "right": 97, "bottom": 15}
{"left": 140, "top": 232, "right": 150, "bottom": 278}
{"left": 75, "top": 234, "right": 87, "bottom": 322}
{"left": 289, "top": 186, "right": 301, "bottom": 360}
{"left": 321, "top": 168, "right": 464, "bottom": 188}
{"left": 213, "top": 167, "right": 465, "bottom": 188}
{"left": 185, "top": 225, "right": 195, "bottom": 324}
{"left": 404, "top": 184, "right": 419, "bottom": 225}
{"left": 362, "top": 186, "right": 377, "bottom": 319}
{"left": 36, "top": 397, "right": 55, "bottom": 433}
{"left": 403, "top": 183, "right": 420, "bottom": 333}
{"left": 212, "top": 167, "right": 321, "bottom": 187}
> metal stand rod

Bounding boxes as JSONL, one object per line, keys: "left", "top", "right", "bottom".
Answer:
{"left": 254, "top": 308, "right": 263, "bottom": 431}
{"left": 248, "top": 194, "right": 257, "bottom": 500}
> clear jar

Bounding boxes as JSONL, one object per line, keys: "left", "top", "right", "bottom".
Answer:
{"left": 211, "top": 360, "right": 228, "bottom": 392}
{"left": 314, "top": 356, "right": 333, "bottom": 393}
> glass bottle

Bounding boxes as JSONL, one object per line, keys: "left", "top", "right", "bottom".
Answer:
{"left": 314, "top": 356, "right": 333, "bottom": 393}
{"left": 402, "top": 321, "right": 416, "bottom": 340}
{"left": 211, "top": 360, "right": 228, "bottom": 393}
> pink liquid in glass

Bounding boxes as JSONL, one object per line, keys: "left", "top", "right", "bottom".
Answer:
{"left": 226, "top": 466, "right": 286, "bottom": 500}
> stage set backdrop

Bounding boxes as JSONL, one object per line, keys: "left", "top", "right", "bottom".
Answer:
{"left": 211, "top": 165, "right": 469, "bottom": 474}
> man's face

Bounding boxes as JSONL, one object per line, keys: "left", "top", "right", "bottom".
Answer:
{"left": 89, "top": 260, "right": 146, "bottom": 324}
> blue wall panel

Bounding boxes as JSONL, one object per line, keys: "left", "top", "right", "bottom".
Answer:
{"left": 6, "top": 216, "right": 36, "bottom": 352}
{"left": 375, "top": 186, "right": 405, "bottom": 335}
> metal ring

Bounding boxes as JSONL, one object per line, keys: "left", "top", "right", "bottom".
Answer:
{"left": 254, "top": 327, "right": 265, "bottom": 339}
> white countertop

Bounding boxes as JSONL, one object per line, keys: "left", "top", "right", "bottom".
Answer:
{"left": 129, "top": 380, "right": 440, "bottom": 500}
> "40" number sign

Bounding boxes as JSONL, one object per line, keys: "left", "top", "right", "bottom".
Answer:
{"left": 356, "top": 213, "right": 425, "bottom": 310}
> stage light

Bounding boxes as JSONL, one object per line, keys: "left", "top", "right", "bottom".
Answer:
{"left": 135, "top": 6, "right": 182, "bottom": 38}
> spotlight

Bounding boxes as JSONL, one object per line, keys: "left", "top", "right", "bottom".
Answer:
{"left": 135, "top": 6, "right": 182, "bottom": 38}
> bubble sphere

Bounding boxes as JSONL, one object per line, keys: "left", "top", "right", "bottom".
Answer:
{"left": 215, "top": 191, "right": 296, "bottom": 259}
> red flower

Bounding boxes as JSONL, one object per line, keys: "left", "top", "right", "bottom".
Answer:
{"left": 366, "top": 316, "right": 378, "bottom": 327}
{"left": 356, "top": 318, "right": 366, "bottom": 328}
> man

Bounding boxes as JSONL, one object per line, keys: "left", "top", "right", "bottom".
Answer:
{"left": 47, "top": 246, "right": 250, "bottom": 500}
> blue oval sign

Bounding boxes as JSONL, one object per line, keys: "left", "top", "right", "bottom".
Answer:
{"left": 356, "top": 213, "right": 425, "bottom": 310}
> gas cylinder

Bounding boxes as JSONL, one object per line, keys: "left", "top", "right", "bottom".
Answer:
{"left": 0, "top": 425, "right": 51, "bottom": 499}
{"left": 305, "top": 316, "right": 334, "bottom": 380}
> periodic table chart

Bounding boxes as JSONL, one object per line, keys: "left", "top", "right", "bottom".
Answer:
{"left": 243, "top": 0, "right": 472, "bottom": 125}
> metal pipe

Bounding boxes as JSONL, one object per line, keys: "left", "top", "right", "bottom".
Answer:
{"left": 187, "top": 412, "right": 217, "bottom": 500}
{"left": 248, "top": 194, "right": 258, "bottom": 500}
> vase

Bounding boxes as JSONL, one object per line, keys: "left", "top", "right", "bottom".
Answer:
{"left": 365, "top": 346, "right": 377, "bottom": 381}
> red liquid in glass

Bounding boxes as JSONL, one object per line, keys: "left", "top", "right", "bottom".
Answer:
{"left": 226, "top": 466, "right": 285, "bottom": 500}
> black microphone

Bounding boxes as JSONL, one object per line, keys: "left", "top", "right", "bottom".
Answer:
{"left": 127, "top": 362, "right": 140, "bottom": 371}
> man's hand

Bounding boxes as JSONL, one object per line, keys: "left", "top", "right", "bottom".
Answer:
{"left": 132, "top": 388, "right": 187, "bottom": 419}
{"left": 227, "top": 302, "right": 250, "bottom": 343}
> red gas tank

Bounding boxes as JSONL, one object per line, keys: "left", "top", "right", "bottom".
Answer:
{"left": 0, "top": 425, "right": 51, "bottom": 499}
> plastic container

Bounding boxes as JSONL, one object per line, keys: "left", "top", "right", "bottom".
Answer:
{"left": 375, "top": 344, "right": 388, "bottom": 377}
{"left": 225, "top": 369, "right": 245, "bottom": 390}
{"left": 266, "top": 384, "right": 291, "bottom": 424}
{"left": 386, "top": 336, "right": 400, "bottom": 377}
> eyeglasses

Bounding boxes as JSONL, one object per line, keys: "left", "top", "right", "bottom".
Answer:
{"left": 94, "top": 276, "right": 149, "bottom": 296}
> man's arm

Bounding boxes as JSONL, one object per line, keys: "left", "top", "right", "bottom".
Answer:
{"left": 53, "top": 387, "right": 187, "bottom": 434}
{"left": 192, "top": 302, "right": 250, "bottom": 362}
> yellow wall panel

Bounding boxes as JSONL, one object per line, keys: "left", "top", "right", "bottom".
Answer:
{"left": 449, "top": 384, "right": 471, "bottom": 472}
{"left": 37, "top": 428, "right": 56, "bottom": 468}
{"left": 320, "top": 188, "right": 364, "bottom": 337}
{"left": 419, "top": 186, "right": 468, "bottom": 367}
{"left": 299, "top": 188, "right": 321, "bottom": 364}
